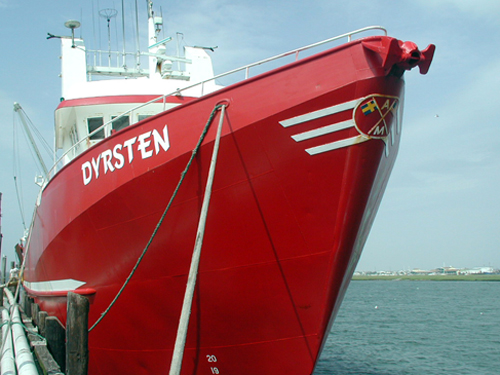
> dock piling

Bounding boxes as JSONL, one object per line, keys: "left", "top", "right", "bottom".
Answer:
{"left": 45, "top": 317, "right": 66, "bottom": 372}
{"left": 31, "top": 303, "right": 40, "bottom": 326}
{"left": 38, "top": 311, "right": 48, "bottom": 337}
{"left": 65, "top": 292, "right": 89, "bottom": 375}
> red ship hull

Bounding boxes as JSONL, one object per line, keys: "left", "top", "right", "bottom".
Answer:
{"left": 24, "top": 36, "right": 421, "bottom": 374}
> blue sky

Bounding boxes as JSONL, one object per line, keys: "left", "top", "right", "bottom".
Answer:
{"left": 0, "top": 0, "right": 499, "bottom": 272}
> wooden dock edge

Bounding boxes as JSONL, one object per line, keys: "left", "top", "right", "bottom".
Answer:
{"left": 21, "top": 290, "right": 89, "bottom": 375}
{"left": 22, "top": 297, "right": 64, "bottom": 375}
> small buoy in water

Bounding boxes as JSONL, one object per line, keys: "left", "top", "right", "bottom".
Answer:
{"left": 480, "top": 312, "right": 484, "bottom": 315}
{"left": 375, "top": 306, "right": 378, "bottom": 309}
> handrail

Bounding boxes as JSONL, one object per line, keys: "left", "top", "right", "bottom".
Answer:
{"left": 46, "top": 26, "right": 387, "bottom": 184}
{"left": 86, "top": 48, "right": 192, "bottom": 67}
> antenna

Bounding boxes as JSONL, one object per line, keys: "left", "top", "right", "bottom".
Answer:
{"left": 64, "top": 19, "right": 81, "bottom": 48}
{"left": 135, "top": 0, "right": 141, "bottom": 68}
{"left": 99, "top": 8, "right": 118, "bottom": 66}
{"left": 121, "top": 0, "right": 126, "bottom": 67}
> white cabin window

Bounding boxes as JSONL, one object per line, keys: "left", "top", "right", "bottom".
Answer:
{"left": 112, "top": 115, "right": 130, "bottom": 132}
{"left": 87, "top": 117, "right": 105, "bottom": 140}
{"left": 138, "top": 114, "right": 152, "bottom": 122}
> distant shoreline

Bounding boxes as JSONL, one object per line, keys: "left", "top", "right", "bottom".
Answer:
{"left": 352, "top": 274, "right": 500, "bottom": 281}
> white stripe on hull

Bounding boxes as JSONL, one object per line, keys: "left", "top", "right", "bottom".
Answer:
{"left": 291, "top": 119, "right": 355, "bottom": 142}
{"left": 24, "top": 279, "right": 86, "bottom": 293}
{"left": 280, "top": 95, "right": 401, "bottom": 156}
{"left": 306, "top": 136, "right": 370, "bottom": 155}
{"left": 279, "top": 99, "right": 359, "bottom": 128}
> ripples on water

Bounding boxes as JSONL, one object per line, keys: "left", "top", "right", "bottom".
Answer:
{"left": 314, "top": 281, "right": 500, "bottom": 375}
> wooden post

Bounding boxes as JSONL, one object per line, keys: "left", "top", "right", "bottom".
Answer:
{"left": 24, "top": 294, "right": 32, "bottom": 317}
{"left": 46, "top": 316, "right": 66, "bottom": 371}
{"left": 38, "top": 310, "right": 48, "bottom": 337}
{"left": 66, "top": 292, "right": 89, "bottom": 375}
{"left": 32, "top": 302, "right": 40, "bottom": 326}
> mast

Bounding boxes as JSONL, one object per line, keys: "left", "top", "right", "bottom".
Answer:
{"left": 147, "top": 0, "right": 156, "bottom": 77}
{"left": 135, "top": 0, "right": 141, "bottom": 69}
{"left": 147, "top": 0, "right": 163, "bottom": 79}
{"left": 121, "top": 0, "right": 126, "bottom": 68}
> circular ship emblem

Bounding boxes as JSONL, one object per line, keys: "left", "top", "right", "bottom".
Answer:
{"left": 353, "top": 95, "right": 399, "bottom": 139}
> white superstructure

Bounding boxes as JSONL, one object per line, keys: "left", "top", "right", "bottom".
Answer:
{"left": 54, "top": 3, "right": 223, "bottom": 172}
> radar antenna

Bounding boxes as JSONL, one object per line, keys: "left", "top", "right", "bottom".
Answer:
{"left": 64, "top": 19, "right": 81, "bottom": 48}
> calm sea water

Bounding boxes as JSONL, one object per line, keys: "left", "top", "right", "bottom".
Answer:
{"left": 314, "top": 281, "right": 500, "bottom": 375}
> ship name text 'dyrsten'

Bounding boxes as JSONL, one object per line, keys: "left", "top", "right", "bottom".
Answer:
{"left": 81, "top": 125, "right": 170, "bottom": 185}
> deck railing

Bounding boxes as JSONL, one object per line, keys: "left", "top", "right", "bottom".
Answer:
{"left": 46, "top": 26, "right": 387, "bottom": 185}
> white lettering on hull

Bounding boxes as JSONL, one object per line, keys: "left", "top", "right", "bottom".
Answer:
{"left": 81, "top": 125, "right": 170, "bottom": 185}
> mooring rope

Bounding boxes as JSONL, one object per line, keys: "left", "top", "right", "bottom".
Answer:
{"left": 89, "top": 104, "right": 224, "bottom": 332}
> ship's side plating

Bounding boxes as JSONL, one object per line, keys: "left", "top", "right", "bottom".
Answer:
{"left": 23, "top": 33, "right": 432, "bottom": 375}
